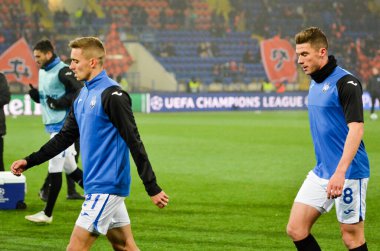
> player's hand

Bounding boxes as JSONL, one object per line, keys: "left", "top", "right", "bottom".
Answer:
{"left": 10, "top": 159, "right": 27, "bottom": 176}
{"left": 28, "top": 84, "right": 40, "bottom": 103}
{"left": 46, "top": 96, "right": 58, "bottom": 109}
{"left": 327, "top": 171, "right": 345, "bottom": 199}
{"left": 150, "top": 191, "right": 169, "bottom": 209}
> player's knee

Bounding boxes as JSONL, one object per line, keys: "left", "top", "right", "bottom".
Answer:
{"left": 286, "top": 223, "right": 298, "bottom": 239}
{"left": 340, "top": 227, "right": 365, "bottom": 249}
{"left": 66, "top": 242, "right": 89, "bottom": 251}
{"left": 286, "top": 223, "right": 308, "bottom": 241}
{"left": 66, "top": 243, "right": 75, "bottom": 251}
{"left": 341, "top": 233, "right": 362, "bottom": 249}
{"left": 111, "top": 241, "right": 139, "bottom": 251}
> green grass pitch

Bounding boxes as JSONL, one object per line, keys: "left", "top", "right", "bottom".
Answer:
{"left": 0, "top": 111, "right": 379, "bottom": 251}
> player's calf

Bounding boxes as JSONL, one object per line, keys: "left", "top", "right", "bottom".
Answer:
{"left": 292, "top": 234, "right": 321, "bottom": 251}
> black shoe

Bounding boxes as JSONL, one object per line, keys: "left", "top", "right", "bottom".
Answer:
{"left": 38, "top": 189, "right": 48, "bottom": 202}
{"left": 67, "top": 192, "right": 85, "bottom": 200}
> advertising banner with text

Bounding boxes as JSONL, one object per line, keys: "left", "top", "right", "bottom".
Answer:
{"left": 4, "top": 92, "right": 377, "bottom": 116}
{"left": 147, "top": 92, "right": 377, "bottom": 113}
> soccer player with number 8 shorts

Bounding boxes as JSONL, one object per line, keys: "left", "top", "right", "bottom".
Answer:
{"left": 286, "top": 27, "right": 370, "bottom": 251}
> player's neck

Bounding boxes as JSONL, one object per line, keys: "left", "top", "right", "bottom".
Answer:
{"left": 87, "top": 68, "right": 103, "bottom": 82}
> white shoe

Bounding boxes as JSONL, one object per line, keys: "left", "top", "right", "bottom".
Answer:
{"left": 25, "top": 211, "right": 53, "bottom": 224}
{"left": 370, "top": 113, "right": 378, "bottom": 120}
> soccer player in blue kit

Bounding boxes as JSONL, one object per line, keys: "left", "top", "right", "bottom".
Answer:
{"left": 286, "top": 27, "right": 370, "bottom": 251}
{"left": 11, "top": 37, "right": 169, "bottom": 251}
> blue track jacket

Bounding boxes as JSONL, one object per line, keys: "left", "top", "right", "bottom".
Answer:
{"left": 25, "top": 70, "right": 162, "bottom": 197}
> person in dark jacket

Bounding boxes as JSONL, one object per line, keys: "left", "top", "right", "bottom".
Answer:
{"left": 368, "top": 67, "right": 380, "bottom": 120}
{"left": 0, "top": 72, "right": 11, "bottom": 171}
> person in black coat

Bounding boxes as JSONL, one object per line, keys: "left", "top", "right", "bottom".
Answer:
{"left": 368, "top": 67, "right": 380, "bottom": 120}
{"left": 0, "top": 73, "right": 11, "bottom": 171}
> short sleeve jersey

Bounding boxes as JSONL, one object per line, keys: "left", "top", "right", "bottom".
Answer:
{"left": 307, "top": 59, "right": 369, "bottom": 179}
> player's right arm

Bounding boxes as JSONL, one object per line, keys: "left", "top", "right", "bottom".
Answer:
{"left": 10, "top": 107, "right": 80, "bottom": 174}
{"left": 10, "top": 159, "right": 27, "bottom": 176}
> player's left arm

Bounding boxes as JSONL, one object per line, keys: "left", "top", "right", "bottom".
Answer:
{"left": 327, "top": 75, "right": 364, "bottom": 199}
{"left": 47, "top": 67, "right": 83, "bottom": 110}
{"left": 102, "top": 86, "right": 169, "bottom": 207}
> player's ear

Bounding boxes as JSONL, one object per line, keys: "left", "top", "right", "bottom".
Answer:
{"left": 89, "top": 58, "right": 97, "bottom": 68}
{"left": 319, "top": 47, "right": 327, "bottom": 57}
{"left": 47, "top": 50, "right": 53, "bottom": 59}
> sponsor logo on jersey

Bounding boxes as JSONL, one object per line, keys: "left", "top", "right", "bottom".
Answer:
{"left": 347, "top": 80, "right": 358, "bottom": 86}
{"left": 112, "top": 91, "right": 122, "bottom": 96}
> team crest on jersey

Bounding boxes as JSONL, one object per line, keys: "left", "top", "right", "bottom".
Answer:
{"left": 90, "top": 96, "right": 96, "bottom": 108}
{"left": 322, "top": 83, "right": 330, "bottom": 92}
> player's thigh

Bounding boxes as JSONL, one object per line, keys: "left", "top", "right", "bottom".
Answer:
{"left": 287, "top": 202, "right": 321, "bottom": 237}
{"left": 107, "top": 224, "right": 139, "bottom": 251}
{"left": 294, "top": 171, "right": 335, "bottom": 213}
{"left": 67, "top": 225, "right": 98, "bottom": 251}
{"left": 106, "top": 202, "right": 136, "bottom": 250}
{"left": 288, "top": 171, "right": 328, "bottom": 239}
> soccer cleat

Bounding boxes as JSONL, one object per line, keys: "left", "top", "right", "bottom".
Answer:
{"left": 25, "top": 211, "right": 53, "bottom": 224}
{"left": 67, "top": 192, "right": 85, "bottom": 200}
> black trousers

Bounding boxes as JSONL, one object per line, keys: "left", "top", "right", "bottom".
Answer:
{"left": 0, "top": 136, "right": 4, "bottom": 171}
{"left": 370, "top": 92, "right": 380, "bottom": 114}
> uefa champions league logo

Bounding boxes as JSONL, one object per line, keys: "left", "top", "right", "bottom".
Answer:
{"left": 0, "top": 187, "right": 9, "bottom": 203}
{"left": 150, "top": 96, "right": 163, "bottom": 111}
